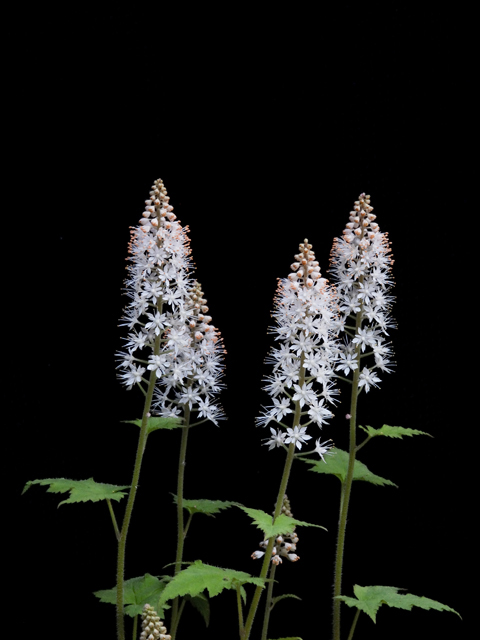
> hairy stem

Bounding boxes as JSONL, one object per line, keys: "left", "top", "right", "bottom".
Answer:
{"left": 242, "top": 442, "right": 296, "bottom": 640}
{"left": 260, "top": 562, "right": 277, "bottom": 640}
{"left": 170, "top": 405, "right": 191, "bottom": 640}
{"left": 332, "top": 308, "right": 362, "bottom": 640}
{"left": 116, "top": 305, "right": 164, "bottom": 640}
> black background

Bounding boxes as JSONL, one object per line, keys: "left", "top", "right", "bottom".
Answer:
{"left": 9, "top": 4, "right": 473, "bottom": 639}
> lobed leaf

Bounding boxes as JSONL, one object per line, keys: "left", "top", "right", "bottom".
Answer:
{"left": 158, "top": 560, "right": 265, "bottom": 608}
{"left": 236, "top": 506, "right": 326, "bottom": 538}
{"left": 359, "top": 424, "right": 432, "bottom": 439}
{"left": 335, "top": 585, "right": 461, "bottom": 623}
{"left": 94, "top": 573, "right": 169, "bottom": 618}
{"left": 22, "top": 478, "right": 130, "bottom": 506}
{"left": 303, "top": 448, "right": 397, "bottom": 487}
{"left": 123, "top": 416, "right": 183, "bottom": 434}
{"left": 171, "top": 495, "right": 239, "bottom": 516}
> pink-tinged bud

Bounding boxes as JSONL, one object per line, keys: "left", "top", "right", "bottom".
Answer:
{"left": 291, "top": 262, "right": 300, "bottom": 270}
{"left": 287, "top": 553, "right": 300, "bottom": 562}
{"left": 306, "top": 278, "right": 314, "bottom": 287}
{"left": 271, "top": 555, "right": 283, "bottom": 565}
{"left": 251, "top": 550, "right": 265, "bottom": 559}
{"left": 195, "top": 331, "right": 204, "bottom": 340}
{"left": 346, "top": 414, "right": 351, "bottom": 419}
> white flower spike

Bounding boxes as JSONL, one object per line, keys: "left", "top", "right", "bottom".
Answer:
{"left": 329, "top": 194, "right": 395, "bottom": 392}
{"left": 257, "top": 239, "right": 339, "bottom": 452}
{"left": 117, "top": 179, "right": 225, "bottom": 425}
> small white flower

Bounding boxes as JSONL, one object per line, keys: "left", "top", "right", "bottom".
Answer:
{"left": 307, "top": 398, "right": 334, "bottom": 427}
{"left": 358, "top": 367, "right": 381, "bottom": 393}
{"left": 335, "top": 352, "right": 359, "bottom": 376}
{"left": 120, "top": 365, "right": 146, "bottom": 389}
{"left": 263, "top": 428, "right": 286, "bottom": 450}
{"left": 292, "top": 382, "right": 316, "bottom": 408}
{"left": 285, "top": 426, "right": 312, "bottom": 450}
{"left": 314, "top": 438, "right": 334, "bottom": 462}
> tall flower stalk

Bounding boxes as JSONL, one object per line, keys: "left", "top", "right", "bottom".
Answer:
{"left": 115, "top": 179, "right": 193, "bottom": 640}
{"left": 329, "top": 194, "right": 395, "bottom": 640}
{"left": 160, "top": 280, "right": 226, "bottom": 639}
{"left": 243, "top": 239, "right": 339, "bottom": 640}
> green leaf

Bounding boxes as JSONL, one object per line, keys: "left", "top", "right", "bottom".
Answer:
{"left": 236, "top": 506, "right": 326, "bottom": 538}
{"left": 171, "top": 495, "right": 239, "bottom": 517}
{"left": 22, "top": 478, "right": 130, "bottom": 506}
{"left": 335, "top": 585, "right": 461, "bottom": 623}
{"left": 158, "top": 560, "right": 265, "bottom": 608}
{"left": 303, "top": 449, "right": 397, "bottom": 487}
{"left": 359, "top": 424, "right": 432, "bottom": 439}
{"left": 185, "top": 592, "right": 210, "bottom": 627}
{"left": 123, "top": 416, "right": 183, "bottom": 434}
{"left": 94, "top": 574, "right": 169, "bottom": 617}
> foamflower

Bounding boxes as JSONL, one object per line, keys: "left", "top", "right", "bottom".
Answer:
{"left": 117, "top": 179, "right": 225, "bottom": 424}
{"left": 257, "top": 239, "right": 339, "bottom": 455}
{"left": 329, "top": 193, "right": 395, "bottom": 391}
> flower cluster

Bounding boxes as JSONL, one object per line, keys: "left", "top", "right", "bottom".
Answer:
{"left": 329, "top": 194, "right": 395, "bottom": 392}
{"left": 257, "top": 239, "right": 338, "bottom": 457}
{"left": 140, "top": 603, "right": 171, "bottom": 640}
{"left": 117, "top": 179, "right": 224, "bottom": 423}
{"left": 153, "top": 280, "right": 226, "bottom": 424}
{"left": 251, "top": 495, "right": 300, "bottom": 565}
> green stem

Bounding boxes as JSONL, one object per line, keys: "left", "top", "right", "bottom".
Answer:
{"left": 237, "top": 584, "right": 245, "bottom": 639}
{"left": 170, "top": 406, "right": 191, "bottom": 640}
{"left": 355, "top": 434, "right": 371, "bottom": 453}
{"left": 260, "top": 561, "right": 277, "bottom": 640}
{"left": 346, "top": 608, "right": 361, "bottom": 640}
{"left": 243, "top": 351, "right": 306, "bottom": 640}
{"left": 116, "top": 320, "right": 163, "bottom": 640}
{"left": 107, "top": 498, "right": 121, "bottom": 541}
{"left": 332, "top": 308, "right": 362, "bottom": 640}
{"left": 242, "top": 442, "right": 296, "bottom": 640}
{"left": 132, "top": 614, "right": 138, "bottom": 640}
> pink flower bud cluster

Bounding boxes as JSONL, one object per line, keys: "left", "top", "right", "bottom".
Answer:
{"left": 258, "top": 239, "right": 339, "bottom": 455}
{"left": 251, "top": 531, "right": 300, "bottom": 565}
{"left": 251, "top": 495, "right": 300, "bottom": 565}
{"left": 329, "top": 194, "right": 395, "bottom": 391}
{"left": 140, "top": 603, "right": 171, "bottom": 640}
